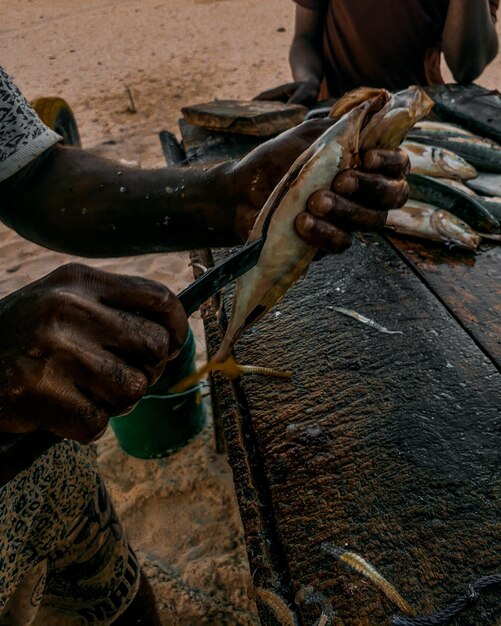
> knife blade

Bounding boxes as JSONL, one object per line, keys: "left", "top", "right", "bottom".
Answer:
{"left": 178, "top": 237, "right": 264, "bottom": 316}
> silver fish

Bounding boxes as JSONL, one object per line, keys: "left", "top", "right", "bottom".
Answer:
{"left": 466, "top": 173, "right": 501, "bottom": 197}
{"left": 435, "top": 181, "right": 501, "bottom": 223}
{"left": 217, "top": 88, "right": 432, "bottom": 362}
{"left": 410, "top": 120, "right": 477, "bottom": 138}
{"left": 173, "top": 87, "right": 433, "bottom": 388}
{"left": 403, "top": 141, "right": 477, "bottom": 180}
{"left": 406, "top": 134, "right": 501, "bottom": 174}
{"left": 386, "top": 201, "right": 481, "bottom": 250}
{"left": 408, "top": 173, "right": 499, "bottom": 232}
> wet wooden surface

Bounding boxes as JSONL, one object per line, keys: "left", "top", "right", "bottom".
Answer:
{"left": 177, "top": 120, "right": 500, "bottom": 625}
{"left": 181, "top": 100, "right": 307, "bottom": 137}
{"left": 388, "top": 236, "right": 501, "bottom": 369}
{"left": 201, "top": 239, "right": 500, "bottom": 626}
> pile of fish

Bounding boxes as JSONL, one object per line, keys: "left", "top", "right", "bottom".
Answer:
{"left": 386, "top": 119, "right": 501, "bottom": 250}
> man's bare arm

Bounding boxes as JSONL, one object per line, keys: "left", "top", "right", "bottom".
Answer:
{"left": 255, "top": 5, "right": 325, "bottom": 104}
{"left": 0, "top": 120, "right": 409, "bottom": 259}
{"left": 289, "top": 5, "right": 325, "bottom": 96}
{"left": 0, "top": 145, "right": 239, "bottom": 257}
{"left": 443, "top": 0, "right": 498, "bottom": 84}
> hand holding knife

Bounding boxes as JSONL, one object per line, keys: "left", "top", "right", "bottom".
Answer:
{"left": 0, "top": 239, "right": 265, "bottom": 458}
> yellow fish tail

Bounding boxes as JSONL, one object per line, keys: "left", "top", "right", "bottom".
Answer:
{"left": 170, "top": 355, "right": 292, "bottom": 393}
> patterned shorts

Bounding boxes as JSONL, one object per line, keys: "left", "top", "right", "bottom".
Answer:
{"left": 0, "top": 440, "right": 140, "bottom": 626}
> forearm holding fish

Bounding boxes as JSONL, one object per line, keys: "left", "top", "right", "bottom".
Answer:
{"left": 0, "top": 122, "right": 409, "bottom": 258}
{"left": 443, "top": 0, "right": 499, "bottom": 84}
{"left": 0, "top": 145, "right": 240, "bottom": 257}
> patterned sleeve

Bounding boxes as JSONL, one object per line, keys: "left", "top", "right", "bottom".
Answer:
{"left": 490, "top": 0, "right": 499, "bottom": 21}
{"left": 292, "top": 0, "right": 328, "bottom": 12}
{"left": 0, "top": 66, "right": 61, "bottom": 184}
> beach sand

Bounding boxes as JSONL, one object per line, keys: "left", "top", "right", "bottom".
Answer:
{"left": 2, "top": 2, "right": 501, "bottom": 623}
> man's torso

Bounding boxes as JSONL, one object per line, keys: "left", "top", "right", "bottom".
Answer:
{"left": 296, "top": 0, "right": 499, "bottom": 96}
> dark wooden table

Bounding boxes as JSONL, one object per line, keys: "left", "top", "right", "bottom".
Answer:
{"left": 168, "top": 108, "right": 501, "bottom": 626}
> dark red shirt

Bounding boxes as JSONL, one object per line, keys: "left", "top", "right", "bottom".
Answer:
{"left": 294, "top": 0, "right": 499, "bottom": 97}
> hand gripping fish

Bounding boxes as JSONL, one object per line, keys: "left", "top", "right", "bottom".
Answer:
{"left": 173, "top": 87, "right": 433, "bottom": 392}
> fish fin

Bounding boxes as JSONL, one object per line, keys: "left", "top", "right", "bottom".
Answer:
{"left": 169, "top": 360, "right": 216, "bottom": 393}
{"left": 170, "top": 355, "right": 293, "bottom": 393}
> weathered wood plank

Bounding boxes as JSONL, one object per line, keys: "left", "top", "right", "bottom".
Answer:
{"left": 181, "top": 100, "right": 307, "bottom": 137}
{"left": 388, "top": 236, "right": 501, "bottom": 370}
{"left": 203, "top": 236, "right": 500, "bottom": 626}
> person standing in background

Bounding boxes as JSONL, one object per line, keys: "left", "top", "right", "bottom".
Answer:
{"left": 256, "top": 0, "right": 499, "bottom": 104}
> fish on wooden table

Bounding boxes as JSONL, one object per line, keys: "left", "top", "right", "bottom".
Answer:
{"left": 385, "top": 200, "right": 481, "bottom": 250}
{"left": 475, "top": 195, "right": 501, "bottom": 221}
{"left": 408, "top": 173, "right": 499, "bottom": 233}
{"left": 402, "top": 141, "right": 477, "bottom": 180}
{"left": 173, "top": 86, "right": 433, "bottom": 390}
{"left": 409, "top": 120, "right": 478, "bottom": 138}
{"left": 406, "top": 134, "right": 501, "bottom": 174}
{"left": 425, "top": 83, "right": 501, "bottom": 145}
{"left": 435, "top": 178, "right": 501, "bottom": 224}
{"left": 466, "top": 173, "right": 501, "bottom": 197}
{"left": 435, "top": 177, "right": 477, "bottom": 196}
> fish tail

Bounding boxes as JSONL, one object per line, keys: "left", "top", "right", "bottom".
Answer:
{"left": 238, "top": 365, "right": 293, "bottom": 378}
{"left": 170, "top": 355, "right": 293, "bottom": 393}
{"left": 169, "top": 360, "right": 216, "bottom": 393}
{"left": 321, "top": 544, "right": 415, "bottom": 617}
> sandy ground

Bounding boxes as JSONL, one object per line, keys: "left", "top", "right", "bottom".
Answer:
{"left": 2, "top": 2, "right": 501, "bottom": 624}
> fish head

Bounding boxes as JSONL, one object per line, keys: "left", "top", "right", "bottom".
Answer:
{"left": 432, "top": 147, "right": 477, "bottom": 180}
{"left": 431, "top": 209, "right": 481, "bottom": 251}
{"left": 403, "top": 142, "right": 478, "bottom": 180}
{"left": 329, "top": 87, "right": 391, "bottom": 118}
{"left": 250, "top": 100, "right": 376, "bottom": 243}
{"left": 361, "top": 86, "right": 434, "bottom": 150}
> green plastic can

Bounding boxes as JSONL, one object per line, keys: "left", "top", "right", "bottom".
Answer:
{"left": 110, "top": 327, "right": 206, "bottom": 459}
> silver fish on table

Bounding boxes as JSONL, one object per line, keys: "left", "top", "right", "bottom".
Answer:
{"left": 466, "top": 173, "right": 501, "bottom": 197}
{"left": 173, "top": 86, "right": 433, "bottom": 390}
{"left": 406, "top": 134, "right": 501, "bottom": 174}
{"left": 435, "top": 178, "right": 501, "bottom": 224}
{"left": 408, "top": 173, "right": 499, "bottom": 233}
{"left": 409, "top": 120, "right": 477, "bottom": 138}
{"left": 402, "top": 141, "right": 477, "bottom": 180}
{"left": 385, "top": 201, "right": 481, "bottom": 250}
{"left": 435, "top": 178, "right": 501, "bottom": 223}
{"left": 435, "top": 177, "right": 477, "bottom": 196}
